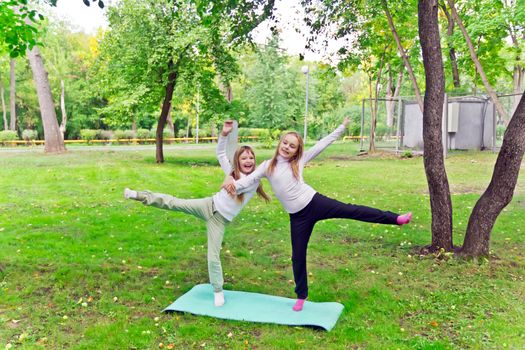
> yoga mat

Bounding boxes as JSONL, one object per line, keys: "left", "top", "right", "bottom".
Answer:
{"left": 163, "top": 284, "right": 344, "bottom": 331}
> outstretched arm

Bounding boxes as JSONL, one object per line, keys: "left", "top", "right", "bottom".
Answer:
{"left": 216, "top": 120, "right": 235, "bottom": 175}
{"left": 303, "top": 117, "right": 349, "bottom": 163}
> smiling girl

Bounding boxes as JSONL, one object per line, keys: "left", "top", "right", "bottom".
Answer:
{"left": 125, "top": 120, "right": 269, "bottom": 307}
{"left": 222, "top": 117, "right": 411, "bottom": 311}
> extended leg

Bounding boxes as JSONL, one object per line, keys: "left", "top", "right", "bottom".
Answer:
{"left": 127, "top": 189, "right": 214, "bottom": 221}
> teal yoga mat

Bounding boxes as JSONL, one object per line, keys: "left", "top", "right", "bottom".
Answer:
{"left": 163, "top": 284, "right": 344, "bottom": 331}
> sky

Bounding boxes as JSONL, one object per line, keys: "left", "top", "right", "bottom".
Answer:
{"left": 48, "top": 0, "right": 343, "bottom": 62}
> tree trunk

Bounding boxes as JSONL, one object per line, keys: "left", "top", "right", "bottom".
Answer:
{"left": 512, "top": 66, "right": 524, "bottom": 114}
{"left": 418, "top": 0, "right": 454, "bottom": 252}
{"left": 386, "top": 69, "right": 403, "bottom": 128}
{"left": 27, "top": 46, "right": 65, "bottom": 153}
{"left": 59, "top": 79, "right": 67, "bottom": 140}
{"left": 9, "top": 59, "right": 16, "bottom": 131}
{"left": 156, "top": 65, "right": 178, "bottom": 163}
{"left": 461, "top": 92, "right": 525, "bottom": 256}
{"left": 439, "top": 0, "right": 460, "bottom": 88}
{"left": 385, "top": 65, "right": 393, "bottom": 128}
{"left": 382, "top": 0, "right": 424, "bottom": 113}
{"left": 1, "top": 78, "right": 7, "bottom": 131}
{"left": 446, "top": 0, "right": 508, "bottom": 124}
{"left": 368, "top": 77, "right": 376, "bottom": 152}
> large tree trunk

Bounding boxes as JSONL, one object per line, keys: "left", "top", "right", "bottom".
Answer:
{"left": 27, "top": 46, "right": 65, "bottom": 153}
{"left": 461, "top": 92, "right": 525, "bottom": 256}
{"left": 9, "top": 59, "right": 16, "bottom": 131}
{"left": 382, "top": 0, "right": 424, "bottom": 113}
{"left": 59, "top": 79, "right": 67, "bottom": 140}
{"left": 446, "top": 0, "right": 508, "bottom": 124}
{"left": 419, "top": 0, "right": 454, "bottom": 252}
{"left": 156, "top": 65, "right": 178, "bottom": 163}
{"left": 439, "top": 0, "right": 460, "bottom": 88}
{"left": 1, "top": 77, "right": 7, "bottom": 130}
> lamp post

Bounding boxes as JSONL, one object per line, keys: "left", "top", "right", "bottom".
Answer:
{"left": 301, "top": 65, "right": 309, "bottom": 143}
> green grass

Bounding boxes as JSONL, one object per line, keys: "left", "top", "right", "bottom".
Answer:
{"left": 1, "top": 142, "right": 524, "bottom": 349}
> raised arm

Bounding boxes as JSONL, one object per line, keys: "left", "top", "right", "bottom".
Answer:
{"left": 303, "top": 117, "right": 349, "bottom": 163}
{"left": 216, "top": 121, "right": 234, "bottom": 175}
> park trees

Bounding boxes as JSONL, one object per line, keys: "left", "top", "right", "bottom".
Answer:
{"left": 94, "top": 0, "right": 275, "bottom": 163}
{"left": 418, "top": 0, "right": 525, "bottom": 256}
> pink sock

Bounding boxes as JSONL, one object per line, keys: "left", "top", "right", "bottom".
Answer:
{"left": 293, "top": 298, "right": 306, "bottom": 311}
{"left": 397, "top": 212, "right": 412, "bottom": 225}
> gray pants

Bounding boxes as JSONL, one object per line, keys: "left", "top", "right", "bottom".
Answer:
{"left": 135, "top": 191, "right": 229, "bottom": 292}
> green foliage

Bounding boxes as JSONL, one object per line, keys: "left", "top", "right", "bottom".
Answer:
{"left": 0, "top": 1, "right": 41, "bottom": 57}
{"left": 80, "top": 129, "right": 100, "bottom": 142}
{"left": 21, "top": 129, "right": 37, "bottom": 140}
{"left": 0, "top": 129, "right": 18, "bottom": 141}
{"left": 113, "top": 129, "right": 135, "bottom": 140}
{"left": 136, "top": 128, "right": 154, "bottom": 139}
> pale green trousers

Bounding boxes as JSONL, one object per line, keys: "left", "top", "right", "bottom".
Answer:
{"left": 136, "top": 191, "right": 229, "bottom": 292}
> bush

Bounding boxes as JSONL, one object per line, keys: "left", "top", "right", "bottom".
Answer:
{"left": 80, "top": 129, "right": 99, "bottom": 142}
{"left": 22, "top": 129, "right": 38, "bottom": 141}
{"left": 113, "top": 130, "right": 135, "bottom": 140}
{"left": 99, "top": 130, "right": 112, "bottom": 141}
{"left": 136, "top": 128, "right": 153, "bottom": 139}
{"left": 375, "top": 122, "right": 389, "bottom": 138}
{"left": 0, "top": 130, "right": 18, "bottom": 142}
{"left": 176, "top": 129, "right": 188, "bottom": 138}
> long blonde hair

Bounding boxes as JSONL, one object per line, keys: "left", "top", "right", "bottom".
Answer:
{"left": 266, "top": 131, "right": 304, "bottom": 179}
{"left": 231, "top": 145, "right": 270, "bottom": 203}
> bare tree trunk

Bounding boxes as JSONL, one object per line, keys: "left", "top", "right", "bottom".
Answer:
{"left": 386, "top": 69, "right": 403, "bottom": 128}
{"left": 419, "top": 0, "right": 454, "bottom": 252}
{"left": 9, "top": 59, "right": 16, "bottom": 131}
{"left": 461, "top": 92, "right": 525, "bottom": 256}
{"left": 385, "top": 65, "right": 393, "bottom": 128}
{"left": 156, "top": 65, "right": 178, "bottom": 163}
{"left": 59, "top": 79, "right": 67, "bottom": 140}
{"left": 27, "top": 46, "right": 65, "bottom": 153}
{"left": 512, "top": 66, "right": 524, "bottom": 114}
{"left": 446, "top": 0, "right": 508, "bottom": 124}
{"left": 368, "top": 50, "right": 386, "bottom": 153}
{"left": 1, "top": 78, "right": 7, "bottom": 130}
{"left": 368, "top": 77, "right": 376, "bottom": 152}
{"left": 439, "top": 0, "right": 460, "bottom": 88}
{"left": 382, "top": 0, "right": 424, "bottom": 113}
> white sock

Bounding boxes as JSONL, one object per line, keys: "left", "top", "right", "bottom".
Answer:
{"left": 214, "top": 291, "right": 225, "bottom": 307}
{"left": 124, "top": 188, "right": 138, "bottom": 199}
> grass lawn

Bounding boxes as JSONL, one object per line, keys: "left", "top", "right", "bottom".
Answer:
{"left": 1, "top": 142, "right": 524, "bottom": 349}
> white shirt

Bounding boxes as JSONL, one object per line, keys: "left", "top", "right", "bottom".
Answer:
{"left": 234, "top": 124, "right": 347, "bottom": 214}
{"left": 212, "top": 135, "right": 260, "bottom": 221}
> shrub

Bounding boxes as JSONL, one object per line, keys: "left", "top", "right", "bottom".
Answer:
{"left": 0, "top": 130, "right": 18, "bottom": 143}
{"left": 136, "top": 128, "right": 153, "bottom": 139}
{"left": 80, "top": 129, "right": 99, "bottom": 142}
{"left": 22, "top": 129, "right": 38, "bottom": 141}
{"left": 113, "top": 130, "right": 135, "bottom": 140}
{"left": 99, "top": 130, "right": 112, "bottom": 141}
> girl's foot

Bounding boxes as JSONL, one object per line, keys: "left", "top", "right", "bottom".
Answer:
{"left": 124, "top": 188, "right": 138, "bottom": 200}
{"left": 397, "top": 212, "right": 412, "bottom": 225}
{"left": 214, "top": 291, "right": 225, "bottom": 307}
{"left": 292, "top": 298, "right": 306, "bottom": 311}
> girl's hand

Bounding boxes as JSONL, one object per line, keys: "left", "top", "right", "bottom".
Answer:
{"left": 343, "top": 117, "right": 350, "bottom": 127}
{"left": 221, "top": 175, "right": 236, "bottom": 195}
{"left": 222, "top": 120, "right": 234, "bottom": 136}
